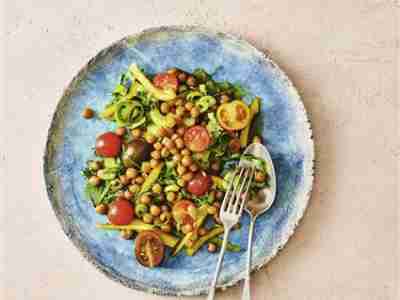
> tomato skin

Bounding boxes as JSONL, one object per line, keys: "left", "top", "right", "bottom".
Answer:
{"left": 107, "top": 197, "right": 135, "bottom": 225}
{"left": 184, "top": 126, "right": 211, "bottom": 152}
{"left": 187, "top": 172, "right": 212, "bottom": 196}
{"left": 172, "top": 200, "right": 196, "bottom": 225}
{"left": 135, "top": 230, "right": 164, "bottom": 267}
{"left": 153, "top": 73, "right": 179, "bottom": 91}
{"left": 95, "top": 132, "right": 122, "bottom": 157}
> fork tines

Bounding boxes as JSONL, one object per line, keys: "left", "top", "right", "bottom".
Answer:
{"left": 221, "top": 166, "right": 255, "bottom": 215}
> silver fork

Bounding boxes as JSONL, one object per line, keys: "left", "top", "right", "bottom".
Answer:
{"left": 207, "top": 166, "right": 255, "bottom": 300}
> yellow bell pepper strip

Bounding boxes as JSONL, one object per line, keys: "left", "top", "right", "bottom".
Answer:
{"left": 186, "top": 226, "right": 225, "bottom": 256}
{"left": 211, "top": 176, "right": 226, "bottom": 191}
{"left": 240, "top": 97, "right": 260, "bottom": 147}
{"left": 210, "top": 237, "right": 241, "bottom": 252}
{"left": 172, "top": 232, "right": 193, "bottom": 256}
{"left": 96, "top": 221, "right": 178, "bottom": 248}
{"left": 129, "top": 64, "right": 176, "bottom": 101}
{"left": 140, "top": 163, "right": 163, "bottom": 193}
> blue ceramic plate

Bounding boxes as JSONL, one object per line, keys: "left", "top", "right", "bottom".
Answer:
{"left": 44, "top": 26, "right": 314, "bottom": 296}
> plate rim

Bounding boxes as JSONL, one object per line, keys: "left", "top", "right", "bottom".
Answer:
{"left": 43, "top": 25, "right": 315, "bottom": 296}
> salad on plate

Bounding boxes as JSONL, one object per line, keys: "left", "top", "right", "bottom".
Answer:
{"left": 81, "top": 64, "right": 270, "bottom": 268}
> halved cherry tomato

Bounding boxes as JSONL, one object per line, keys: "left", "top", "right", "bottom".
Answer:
{"left": 107, "top": 197, "right": 135, "bottom": 225}
{"left": 135, "top": 230, "right": 165, "bottom": 268}
{"left": 187, "top": 172, "right": 211, "bottom": 196}
{"left": 216, "top": 100, "right": 251, "bottom": 131}
{"left": 153, "top": 73, "right": 179, "bottom": 91}
{"left": 95, "top": 132, "right": 122, "bottom": 157}
{"left": 183, "top": 125, "right": 211, "bottom": 152}
{"left": 172, "top": 200, "right": 197, "bottom": 226}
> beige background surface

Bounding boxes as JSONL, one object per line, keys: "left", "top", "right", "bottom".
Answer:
{"left": 2, "top": 1, "right": 399, "bottom": 299}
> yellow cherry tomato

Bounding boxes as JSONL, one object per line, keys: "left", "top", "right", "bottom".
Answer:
{"left": 216, "top": 100, "right": 251, "bottom": 131}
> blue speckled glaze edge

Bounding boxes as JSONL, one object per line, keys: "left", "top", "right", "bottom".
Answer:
{"left": 43, "top": 25, "right": 315, "bottom": 297}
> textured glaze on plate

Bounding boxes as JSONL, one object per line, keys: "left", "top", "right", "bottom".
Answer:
{"left": 44, "top": 26, "right": 314, "bottom": 296}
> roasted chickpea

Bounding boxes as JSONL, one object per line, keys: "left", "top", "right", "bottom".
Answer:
{"left": 177, "top": 127, "right": 185, "bottom": 136}
{"left": 211, "top": 161, "right": 220, "bottom": 172}
{"left": 220, "top": 94, "right": 230, "bottom": 103}
{"left": 115, "top": 127, "right": 126, "bottom": 136}
{"left": 181, "top": 148, "right": 191, "bottom": 156}
{"left": 198, "top": 227, "right": 207, "bottom": 236}
{"left": 184, "top": 102, "right": 194, "bottom": 111}
{"left": 164, "top": 139, "right": 175, "bottom": 150}
{"left": 119, "top": 175, "right": 130, "bottom": 186}
{"left": 139, "top": 194, "right": 151, "bottom": 205}
{"left": 145, "top": 134, "right": 156, "bottom": 144}
{"left": 161, "top": 147, "right": 170, "bottom": 158}
{"left": 89, "top": 176, "right": 101, "bottom": 186}
{"left": 171, "top": 133, "right": 179, "bottom": 141}
{"left": 150, "top": 205, "right": 161, "bottom": 217}
{"left": 182, "top": 223, "right": 193, "bottom": 234}
{"left": 207, "top": 206, "right": 218, "bottom": 215}
{"left": 190, "top": 107, "right": 200, "bottom": 118}
{"left": 177, "top": 178, "right": 185, "bottom": 187}
{"left": 207, "top": 243, "right": 217, "bottom": 253}
{"left": 115, "top": 191, "right": 124, "bottom": 197}
{"left": 124, "top": 190, "right": 133, "bottom": 200}
{"left": 178, "top": 72, "right": 187, "bottom": 82}
{"left": 169, "top": 147, "right": 178, "bottom": 155}
{"left": 131, "top": 128, "right": 142, "bottom": 139}
{"left": 82, "top": 107, "right": 95, "bottom": 119}
{"left": 228, "top": 138, "right": 241, "bottom": 153}
{"left": 151, "top": 150, "right": 161, "bottom": 160}
{"left": 142, "top": 213, "right": 153, "bottom": 224}
{"left": 120, "top": 230, "right": 134, "bottom": 240}
{"left": 175, "top": 98, "right": 184, "bottom": 107}
{"left": 135, "top": 176, "right": 145, "bottom": 184}
{"left": 181, "top": 156, "right": 192, "bottom": 167}
{"left": 161, "top": 205, "right": 170, "bottom": 212}
{"left": 186, "top": 75, "right": 197, "bottom": 87}
{"left": 152, "top": 183, "right": 162, "bottom": 194}
{"left": 142, "top": 162, "right": 152, "bottom": 174}
{"left": 154, "top": 142, "right": 162, "bottom": 150}
{"left": 166, "top": 192, "right": 176, "bottom": 202}
{"left": 158, "top": 127, "right": 168, "bottom": 137}
{"left": 173, "top": 154, "right": 182, "bottom": 162}
{"left": 125, "top": 168, "right": 138, "bottom": 179}
{"left": 176, "top": 165, "right": 187, "bottom": 176}
{"left": 160, "top": 102, "right": 170, "bottom": 114}
{"left": 176, "top": 106, "right": 186, "bottom": 117}
{"left": 216, "top": 191, "right": 224, "bottom": 200}
{"left": 88, "top": 160, "right": 102, "bottom": 171}
{"left": 95, "top": 203, "right": 108, "bottom": 215}
{"left": 255, "top": 171, "right": 266, "bottom": 182}
{"left": 189, "top": 164, "right": 199, "bottom": 172}
{"left": 161, "top": 224, "right": 172, "bottom": 233}
{"left": 150, "top": 159, "right": 160, "bottom": 169}
{"left": 253, "top": 136, "right": 262, "bottom": 144}
{"left": 160, "top": 211, "right": 171, "bottom": 222}
{"left": 182, "top": 172, "right": 194, "bottom": 182}
{"left": 167, "top": 67, "right": 178, "bottom": 74}
{"left": 128, "top": 184, "right": 140, "bottom": 194}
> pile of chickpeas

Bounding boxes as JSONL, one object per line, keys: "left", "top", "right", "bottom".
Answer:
{"left": 85, "top": 67, "right": 266, "bottom": 251}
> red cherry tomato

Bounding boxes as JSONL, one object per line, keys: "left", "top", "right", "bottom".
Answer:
{"left": 172, "top": 200, "right": 196, "bottom": 226}
{"left": 187, "top": 172, "right": 211, "bottom": 196}
{"left": 95, "top": 132, "right": 122, "bottom": 157}
{"left": 107, "top": 197, "right": 135, "bottom": 225}
{"left": 184, "top": 126, "right": 211, "bottom": 152}
{"left": 153, "top": 73, "right": 179, "bottom": 91}
{"left": 135, "top": 231, "right": 165, "bottom": 268}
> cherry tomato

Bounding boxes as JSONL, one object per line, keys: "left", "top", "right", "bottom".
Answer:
{"left": 107, "top": 197, "right": 135, "bottom": 225}
{"left": 153, "top": 73, "right": 179, "bottom": 91}
{"left": 187, "top": 172, "right": 211, "bottom": 196}
{"left": 172, "top": 200, "right": 196, "bottom": 226}
{"left": 217, "top": 100, "right": 251, "bottom": 131}
{"left": 135, "top": 230, "right": 165, "bottom": 267}
{"left": 95, "top": 132, "right": 122, "bottom": 157}
{"left": 183, "top": 125, "right": 211, "bottom": 152}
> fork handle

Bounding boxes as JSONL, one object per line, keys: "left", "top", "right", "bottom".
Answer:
{"left": 241, "top": 218, "right": 255, "bottom": 300}
{"left": 207, "top": 228, "right": 231, "bottom": 300}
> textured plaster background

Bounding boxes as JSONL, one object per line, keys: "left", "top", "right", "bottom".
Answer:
{"left": 2, "top": 1, "right": 399, "bottom": 299}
